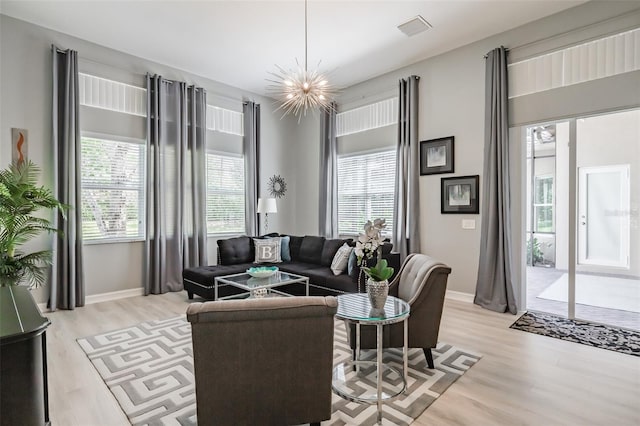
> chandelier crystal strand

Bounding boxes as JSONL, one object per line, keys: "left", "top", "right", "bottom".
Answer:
{"left": 267, "top": 0, "right": 337, "bottom": 119}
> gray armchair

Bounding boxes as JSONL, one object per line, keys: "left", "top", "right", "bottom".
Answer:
{"left": 348, "top": 253, "right": 451, "bottom": 369}
{"left": 186, "top": 296, "right": 338, "bottom": 426}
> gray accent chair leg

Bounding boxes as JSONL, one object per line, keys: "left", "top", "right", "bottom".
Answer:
{"left": 423, "top": 348, "right": 434, "bottom": 369}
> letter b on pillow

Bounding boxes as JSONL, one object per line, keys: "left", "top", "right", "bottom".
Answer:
{"left": 254, "top": 238, "right": 282, "bottom": 263}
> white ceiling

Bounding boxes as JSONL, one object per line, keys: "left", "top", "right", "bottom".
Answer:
{"left": 0, "top": 1, "right": 585, "bottom": 95}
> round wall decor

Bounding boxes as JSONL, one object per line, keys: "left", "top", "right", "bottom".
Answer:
{"left": 268, "top": 174, "right": 287, "bottom": 198}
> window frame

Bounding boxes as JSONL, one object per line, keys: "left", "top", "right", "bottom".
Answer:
{"left": 533, "top": 174, "right": 554, "bottom": 233}
{"left": 336, "top": 148, "right": 396, "bottom": 238}
{"left": 206, "top": 150, "right": 246, "bottom": 237}
{"left": 80, "top": 131, "right": 147, "bottom": 245}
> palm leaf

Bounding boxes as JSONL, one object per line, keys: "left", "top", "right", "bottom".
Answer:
{"left": 0, "top": 161, "right": 66, "bottom": 287}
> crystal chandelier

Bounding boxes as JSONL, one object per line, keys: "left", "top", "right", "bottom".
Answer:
{"left": 268, "top": 0, "right": 337, "bottom": 118}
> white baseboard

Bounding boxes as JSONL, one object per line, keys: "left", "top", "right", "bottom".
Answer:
{"left": 38, "top": 287, "right": 144, "bottom": 312}
{"left": 445, "top": 290, "right": 475, "bottom": 303}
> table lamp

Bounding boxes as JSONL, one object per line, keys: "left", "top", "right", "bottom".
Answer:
{"left": 257, "top": 197, "right": 277, "bottom": 234}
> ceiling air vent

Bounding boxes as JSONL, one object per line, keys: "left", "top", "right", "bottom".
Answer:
{"left": 397, "top": 15, "right": 432, "bottom": 37}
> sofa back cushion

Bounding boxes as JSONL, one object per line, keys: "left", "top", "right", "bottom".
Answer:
{"left": 320, "top": 238, "right": 348, "bottom": 267}
{"left": 286, "top": 235, "right": 304, "bottom": 261}
{"left": 218, "top": 236, "right": 252, "bottom": 265}
{"left": 298, "top": 236, "right": 326, "bottom": 264}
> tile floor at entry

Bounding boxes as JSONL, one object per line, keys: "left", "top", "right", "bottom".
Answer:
{"left": 526, "top": 266, "right": 640, "bottom": 331}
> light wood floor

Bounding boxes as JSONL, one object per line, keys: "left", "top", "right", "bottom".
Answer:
{"left": 43, "top": 292, "right": 640, "bottom": 425}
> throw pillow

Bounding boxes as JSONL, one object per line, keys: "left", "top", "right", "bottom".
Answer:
{"left": 347, "top": 249, "right": 357, "bottom": 276}
{"left": 253, "top": 238, "right": 282, "bottom": 263}
{"left": 331, "top": 243, "right": 353, "bottom": 275}
{"left": 280, "top": 235, "right": 291, "bottom": 262}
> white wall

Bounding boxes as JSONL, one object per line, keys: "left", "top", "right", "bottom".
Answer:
{"left": 0, "top": 14, "right": 297, "bottom": 302}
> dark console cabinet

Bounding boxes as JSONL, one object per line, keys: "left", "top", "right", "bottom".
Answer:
{"left": 1, "top": 286, "right": 51, "bottom": 426}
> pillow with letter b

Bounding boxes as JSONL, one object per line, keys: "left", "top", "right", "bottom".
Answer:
{"left": 253, "top": 238, "right": 282, "bottom": 263}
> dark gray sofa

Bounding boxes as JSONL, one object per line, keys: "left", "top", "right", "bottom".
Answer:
{"left": 182, "top": 234, "right": 400, "bottom": 300}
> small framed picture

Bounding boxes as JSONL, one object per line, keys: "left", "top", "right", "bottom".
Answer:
{"left": 441, "top": 175, "right": 479, "bottom": 214}
{"left": 420, "top": 136, "right": 454, "bottom": 175}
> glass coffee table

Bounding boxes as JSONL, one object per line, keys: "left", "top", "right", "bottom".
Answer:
{"left": 332, "top": 293, "right": 410, "bottom": 424}
{"left": 213, "top": 271, "right": 309, "bottom": 300}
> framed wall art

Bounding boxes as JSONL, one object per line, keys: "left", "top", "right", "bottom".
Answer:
{"left": 441, "top": 175, "right": 479, "bottom": 214}
{"left": 11, "top": 128, "right": 28, "bottom": 165}
{"left": 420, "top": 136, "right": 454, "bottom": 175}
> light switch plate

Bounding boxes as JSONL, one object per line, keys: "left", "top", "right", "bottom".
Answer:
{"left": 462, "top": 219, "right": 476, "bottom": 230}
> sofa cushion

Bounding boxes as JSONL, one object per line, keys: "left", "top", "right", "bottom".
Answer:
{"left": 278, "top": 262, "right": 320, "bottom": 276}
{"left": 287, "top": 235, "right": 304, "bottom": 261}
{"left": 320, "top": 238, "right": 347, "bottom": 267}
{"left": 298, "top": 236, "right": 325, "bottom": 264}
{"left": 217, "top": 236, "right": 252, "bottom": 265}
{"left": 183, "top": 263, "right": 254, "bottom": 284}
{"left": 302, "top": 267, "right": 335, "bottom": 287}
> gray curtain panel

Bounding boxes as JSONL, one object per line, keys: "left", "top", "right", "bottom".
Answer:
{"left": 145, "top": 75, "right": 208, "bottom": 295}
{"left": 393, "top": 76, "right": 421, "bottom": 261}
{"left": 474, "top": 47, "right": 518, "bottom": 314}
{"left": 319, "top": 102, "right": 338, "bottom": 238}
{"left": 243, "top": 101, "right": 260, "bottom": 236}
{"left": 50, "top": 45, "right": 84, "bottom": 310}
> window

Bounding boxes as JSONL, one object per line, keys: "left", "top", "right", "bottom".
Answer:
{"left": 534, "top": 175, "right": 554, "bottom": 232}
{"left": 337, "top": 150, "right": 396, "bottom": 236}
{"left": 206, "top": 153, "right": 245, "bottom": 234}
{"left": 81, "top": 135, "right": 146, "bottom": 242}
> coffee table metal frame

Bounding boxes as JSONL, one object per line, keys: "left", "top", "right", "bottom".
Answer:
{"left": 332, "top": 293, "right": 410, "bottom": 424}
{"left": 213, "top": 271, "right": 309, "bottom": 300}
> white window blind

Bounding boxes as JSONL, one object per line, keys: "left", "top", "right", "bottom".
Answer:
{"left": 79, "top": 73, "right": 147, "bottom": 116}
{"left": 207, "top": 153, "right": 245, "bottom": 234}
{"left": 337, "top": 150, "right": 396, "bottom": 236}
{"left": 206, "top": 105, "right": 244, "bottom": 136}
{"left": 336, "top": 98, "right": 398, "bottom": 137}
{"left": 509, "top": 27, "right": 640, "bottom": 98}
{"left": 81, "top": 136, "right": 146, "bottom": 242}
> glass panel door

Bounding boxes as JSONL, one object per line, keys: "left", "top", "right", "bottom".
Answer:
{"left": 524, "top": 109, "right": 640, "bottom": 331}
{"left": 575, "top": 110, "right": 639, "bottom": 330}
{"left": 525, "top": 122, "right": 565, "bottom": 318}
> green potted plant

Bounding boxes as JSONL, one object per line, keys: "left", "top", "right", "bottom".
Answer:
{"left": 0, "top": 161, "right": 66, "bottom": 287}
{"left": 356, "top": 218, "right": 394, "bottom": 309}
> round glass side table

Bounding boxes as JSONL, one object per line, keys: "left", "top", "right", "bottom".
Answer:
{"left": 332, "top": 293, "right": 410, "bottom": 424}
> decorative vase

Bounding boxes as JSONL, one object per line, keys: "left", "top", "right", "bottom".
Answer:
{"left": 366, "top": 278, "right": 389, "bottom": 310}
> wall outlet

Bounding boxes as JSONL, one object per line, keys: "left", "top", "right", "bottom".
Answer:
{"left": 462, "top": 219, "right": 476, "bottom": 230}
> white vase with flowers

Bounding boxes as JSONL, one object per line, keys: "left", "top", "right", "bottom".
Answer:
{"left": 355, "top": 218, "right": 394, "bottom": 309}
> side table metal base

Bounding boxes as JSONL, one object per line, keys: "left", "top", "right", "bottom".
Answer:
{"left": 332, "top": 360, "right": 407, "bottom": 402}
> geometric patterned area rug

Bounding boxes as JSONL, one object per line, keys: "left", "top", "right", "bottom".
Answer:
{"left": 510, "top": 311, "right": 640, "bottom": 357}
{"left": 77, "top": 316, "right": 482, "bottom": 425}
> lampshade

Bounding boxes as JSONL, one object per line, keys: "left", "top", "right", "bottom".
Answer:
{"left": 257, "top": 198, "right": 277, "bottom": 214}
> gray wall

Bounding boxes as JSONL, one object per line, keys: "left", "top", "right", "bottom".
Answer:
{"left": 0, "top": 14, "right": 299, "bottom": 303}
